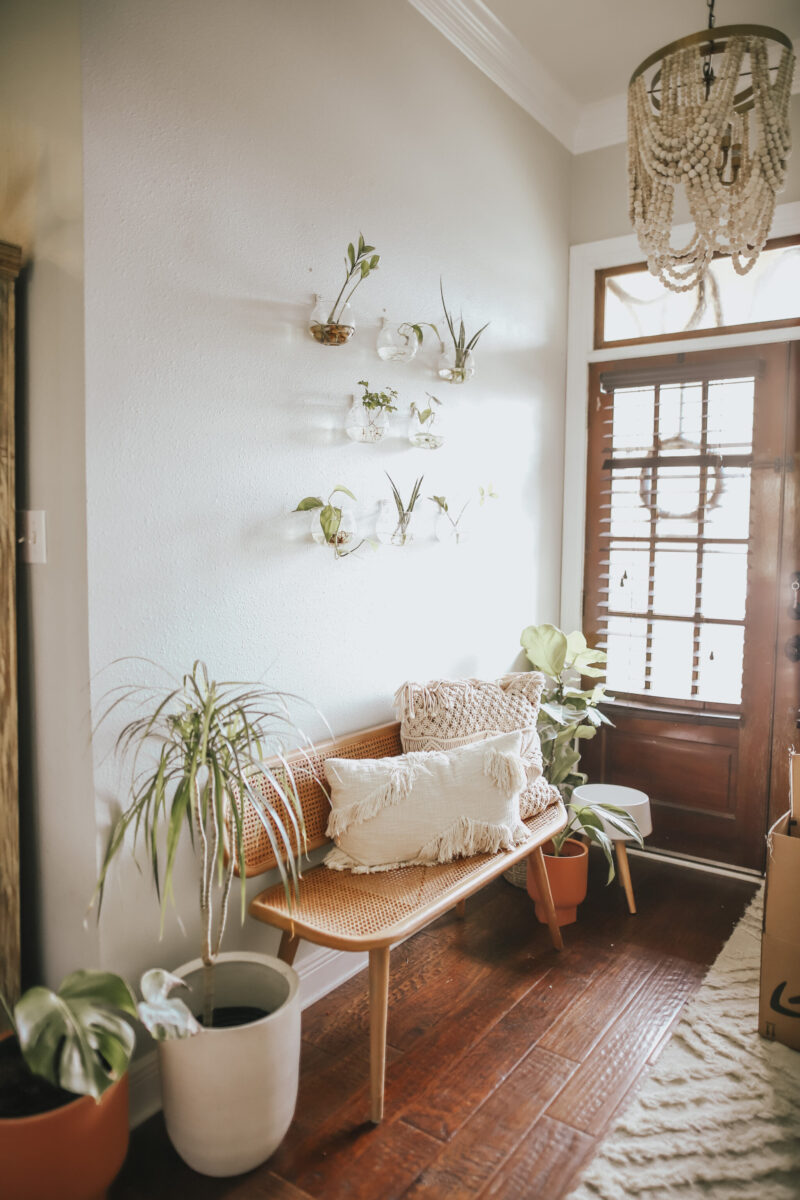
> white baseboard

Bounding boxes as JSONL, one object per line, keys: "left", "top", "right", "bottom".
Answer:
{"left": 128, "top": 945, "right": 368, "bottom": 1129}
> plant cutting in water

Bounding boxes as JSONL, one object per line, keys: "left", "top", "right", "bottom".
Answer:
{"left": 295, "top": 485, "right": 361, "bottom": 556}
{"left": 409, "top": 394, "right": 443, "bottom": 449}
{"left": 385, "top": 473, "right": 423, "bottom": 546}
{"left": 347, "top": 381, "right": 398, "bottom": 444}
{"left": 310, "top": 235, "right": 379, "bottom": 345}
{"left": 376, "top": 319, "right": 443, "bottom": 362}
{"left": 430, "top": 483, "right": 496, "bottom": 543}
{"left": 519, "top": 622, "right": 642, "bottom": 881}
{"left": 439, "top": 281, "right": 489, "bottom": 384}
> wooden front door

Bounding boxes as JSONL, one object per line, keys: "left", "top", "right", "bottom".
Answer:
{"left": 582, "top": 341, "right": 799, "bottom": 871}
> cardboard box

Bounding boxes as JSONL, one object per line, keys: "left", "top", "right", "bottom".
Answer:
{"left": 759, "top": 752, "right": 800, "bottom": 1051}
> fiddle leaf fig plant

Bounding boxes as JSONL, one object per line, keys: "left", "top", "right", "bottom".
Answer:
{"left": 295, "top": 485, "right": 360, "bottom": 556}
{"left": 0, "top": 970, "right": 138, "bottom": 1101}
{"left": 519, "top": 622, "right": 641, "bottom": 881}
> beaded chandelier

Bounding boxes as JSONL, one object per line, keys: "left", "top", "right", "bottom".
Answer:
{"left": 628, "top": 0, "right": 795, "bottom": 292}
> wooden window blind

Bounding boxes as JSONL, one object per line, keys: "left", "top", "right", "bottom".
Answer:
{"left": 584, "top": 359, "right": 759, "bottom": 713}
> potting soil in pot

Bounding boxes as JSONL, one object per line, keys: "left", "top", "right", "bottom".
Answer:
{"left": 0, "top": 1037, "right": 78, "bottom": 1118}
{"left": 204, "top": 1005, "right": 270, "bottom": 1028}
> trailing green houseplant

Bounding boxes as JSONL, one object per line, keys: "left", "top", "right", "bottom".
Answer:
{"left": 438, "top": 281, "right": 489, "bottom": 384}
{"left": 520, "top": 622, "right": 642, "bottom": 880}
{"left": 310, "top": 234, "right": 380, "bottom": 344}
{"left": 294, "top": 485, "right": 361, "bottom": 555}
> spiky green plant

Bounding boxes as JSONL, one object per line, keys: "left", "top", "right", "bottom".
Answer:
{"left": 440, "top": 281, "right": 489, "bottom": 373}
{"left": 386, "top": 474, "right": 424, "bottom": 548}
{"left": 95, "top": 662, "right": 314, "bottom": 1025}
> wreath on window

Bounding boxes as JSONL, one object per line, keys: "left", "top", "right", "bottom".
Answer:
{"left": 638, "top": 435, "right": 725, "bottom": 522}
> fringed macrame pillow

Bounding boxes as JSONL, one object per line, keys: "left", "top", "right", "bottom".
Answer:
{"left": 395, "top": 673, "right": 561, "bottom": 819}
{"left": 323, "top": 733, "right": 530, "bottom": 874}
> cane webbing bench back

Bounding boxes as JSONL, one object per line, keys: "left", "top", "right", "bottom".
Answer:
{"left": 237, "top": 722, "right": 403, "bottom": 878}
{"left": 249, "top": 801, "right": 567, "bottom": 951}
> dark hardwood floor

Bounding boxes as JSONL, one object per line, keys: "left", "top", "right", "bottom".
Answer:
{"left": 112, "top": 854, "right": 758, "bottom": 1200}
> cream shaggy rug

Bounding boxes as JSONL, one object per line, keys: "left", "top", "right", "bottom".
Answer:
{"left": 569, "top": 888, "right": 800, "bottom": 1200}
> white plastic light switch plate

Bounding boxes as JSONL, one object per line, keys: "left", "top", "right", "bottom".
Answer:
{"left": 17, "top": 510, "right": 47, "bottom": 564}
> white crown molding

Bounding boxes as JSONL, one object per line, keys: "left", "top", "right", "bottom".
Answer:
{"left": 407, "top": 0, "right": 579, "bottom": 151}
{"left": 409, "top": 4, "right": 800, "bottom": 157}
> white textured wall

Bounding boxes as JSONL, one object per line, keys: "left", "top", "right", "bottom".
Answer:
{"left": 81, "top": 0, "right": 571, "bottom": 980}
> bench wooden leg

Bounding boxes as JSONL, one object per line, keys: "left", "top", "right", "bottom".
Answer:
{"left": 277, "top": 931, "right": 300, "bottom": 966}
{"left": 616, "top": 842, "right": 637, "bottom": 915}
{"left": 368, "top": 946, "right": 390, "bottom": 1124}
{"left": 455, "top": 899, "right": 466, "bottom": 920}
{"left": 529, "top": 846, "right": 564, "bottom": 952}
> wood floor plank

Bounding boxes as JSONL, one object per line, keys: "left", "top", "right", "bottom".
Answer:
{"left": 403, "top": 946, "right": 609, "bottom": 1141}
{"left": 537, "top": 942, "right": 660, "bottom": 1062}
{"left": 115, "top": 859, "right": 757, "bottom": 1200}
{"left": 545, "top": 954, "right": 701, "bottom": 1135}
{"left": 289, "top": 1116, "right": 441, "bottom": 1200}
{"left": 402, "top": 1047, "right": 577, "bottom": 1197}
{"left": 477, "top": 1115, "right": 596, "bottom": 1200}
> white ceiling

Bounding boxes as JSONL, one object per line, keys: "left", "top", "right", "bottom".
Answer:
{"left": 409, "top": 0, "right": 800, "bottom": 153}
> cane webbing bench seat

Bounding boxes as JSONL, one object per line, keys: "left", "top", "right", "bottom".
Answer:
{"left": 240, "top": 720, "right": 567, "bottom": 1122}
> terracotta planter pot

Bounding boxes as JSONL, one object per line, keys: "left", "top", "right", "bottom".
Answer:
{"left": 527, "top": 838, "right": 589, "bottom": 926}
{"left": 0, "top": 1073, "right": 129, "bottom": 1200}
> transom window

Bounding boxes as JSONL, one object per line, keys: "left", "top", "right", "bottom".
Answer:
{"left": 588, "top": 362, "right": 756, "bottom": 711}
{"left": 595, "top": 235, "right": 800, "bottom": 349}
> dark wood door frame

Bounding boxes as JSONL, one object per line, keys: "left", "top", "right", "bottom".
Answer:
{"left": 583, "top": 341, "right": 798, "bottom": 871}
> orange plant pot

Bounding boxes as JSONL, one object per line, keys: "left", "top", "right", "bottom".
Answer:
{"left": 0, "top": 1073, "right": 129, "bottom": 1200}
{"left": 527, "top": 838, "right": 589, "bottom": 927}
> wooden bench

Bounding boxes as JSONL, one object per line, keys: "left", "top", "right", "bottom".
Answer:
{"left": 240, "top": 721, "right": 568, "bottom": 1122}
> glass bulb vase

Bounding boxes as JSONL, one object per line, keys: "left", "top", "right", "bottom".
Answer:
{"left": 309, "top": 297, "right": 355, "bottom": 346}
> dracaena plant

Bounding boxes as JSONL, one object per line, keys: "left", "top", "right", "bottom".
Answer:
{"left": 294, "top": 485, "right": 361, "bottom": 556}
{"left": 520, "top": 623, "right": 642, "bottom": 879}
{"left": 95, "top": 662, "right": 314, "bottom": 1027}
{"left": 325, "top": 234, "right": 380, "bottom": 325}
{"left": 440, "top": 281, "right": 489, "bottom": 377}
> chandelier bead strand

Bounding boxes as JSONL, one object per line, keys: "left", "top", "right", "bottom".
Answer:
{"left": 628, "top": 22, "right": 794, "bottom": 292}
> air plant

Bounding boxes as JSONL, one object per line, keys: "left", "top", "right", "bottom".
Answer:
{"left": 386, "top": 474, "right": 424, "bottom": 547}
{"left": 438, "top": 281, "right": 489, "bottom": 384}
{"left": 295, "top": 485, "right": 361, "bottom": 556}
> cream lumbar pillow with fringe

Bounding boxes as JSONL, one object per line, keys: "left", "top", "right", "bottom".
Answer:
{"left": 395, "top": 674, "right": 561, "bottom": 819}
{"left": 323, "top": 732, "right": 531, "bottom": 874}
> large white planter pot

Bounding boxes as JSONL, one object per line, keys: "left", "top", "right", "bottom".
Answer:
{"left": 158, "top": 951, "right": 300, "bottom": 1177}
